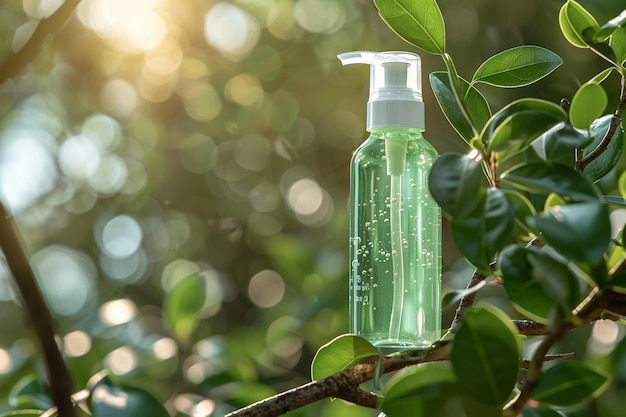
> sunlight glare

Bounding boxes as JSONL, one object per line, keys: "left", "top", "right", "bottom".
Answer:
{"left": 77, "top": 0, "right": 167, "bottom": 51}
{"left": 204, "top": 3, "right": 260, "bottom": 59}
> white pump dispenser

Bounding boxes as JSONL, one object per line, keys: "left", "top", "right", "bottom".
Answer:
{"left": 338, "top": 51, "right": 424, "bottom": 130}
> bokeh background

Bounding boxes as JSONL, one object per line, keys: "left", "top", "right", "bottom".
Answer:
{"left": 0, "top": 0, "right": 624, "bottom": 416}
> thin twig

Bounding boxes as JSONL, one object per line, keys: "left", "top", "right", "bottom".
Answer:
{"left": 0, "top": 203, "right": 77, "bottom": 417}
{"left": 0, "top": 0, "right": 82, "bottom": 85}
{"left": 449, "top": 268, "right": 488, "bottom": 332}
{"left": 577, "top": 74, "right": 626, "bottom": 171}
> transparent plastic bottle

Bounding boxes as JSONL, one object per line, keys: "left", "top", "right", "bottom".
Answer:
{"left": 339, "top": 51, "right": 441, "bottom": 351}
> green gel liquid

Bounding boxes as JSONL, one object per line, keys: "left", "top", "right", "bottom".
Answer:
{"left": 350, "top": 128, "right": 441, "bottom": 351}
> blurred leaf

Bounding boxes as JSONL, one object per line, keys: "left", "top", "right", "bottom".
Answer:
{"left": 569, "top": 83, "right": 608, "bottom": 130}
{"left": 450, "top": 188, "right": 515, "bottom": 272}
{"left": 482, "top": 99, "right": 566, "bottom": 153}
{"left": 534, "top": 201, "right": 610, "bottom": 263}
{"left": 266, "top": 234, "right": 315, "bottom": 284}
{"left": 471, "top": 46, "right": 562, "bottom": 88}
{"left": 88, "top": 372, "right": 169, "bottom": 417}
{"left": 8, "top": 375, "right": 52, "bottom": 410}
{"left": 428, "top": 152, "right": 483, "bottom": 219}
{"left": 311, "top": 334, "right": 380, "bottom": 381}
{"left": 164, "top": 273, "right": 206, "bottom": 344}
{"left": 0, "top": 412, "right": 45, "bottom": 417}
{"left": 429, "top": 72, "right": 491, "bottom": 143}
{"left": 609, "top": 26, "right": 626, "bottom": 66}
{"left": 559, "top": 0, "right": 599, "bottom": 48}
{"left": 582, "top": 115, "right": 624, "bottom": 181}
{"left": 531, "top": 361, "right": 610, "bottom": 406}
{"left": 450, "top": 306, "right": 520, "bottom": 407}
{"left": 461, "top": 395, "right": 502, "bottom": 417}
{"left": 499, "top": 246, "right": 580, "bottom": 321}
{"left": 589, "top": 67, "right": 615, "bottom": 84}
{"left": 381, "top": 362, "right": 460, "bottom": 417}
{"left": 530, "top": 122, "right": 587, "bottom": 167}
{"left": 374, "top": 0, "right": 445, "bottom": 55}
{"left": 500, "top": 161, "right": 599, "bottom": 202}
{"left": 522, "top": 405, "right": 566, "bottom": 417}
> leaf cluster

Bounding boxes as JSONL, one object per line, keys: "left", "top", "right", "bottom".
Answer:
{"left": 312, "top": 1, "right": 626, "bottom": 416}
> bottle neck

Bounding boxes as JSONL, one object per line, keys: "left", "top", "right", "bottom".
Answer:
{"left": 369, "top": 127, "right": 424, "bottom": 139}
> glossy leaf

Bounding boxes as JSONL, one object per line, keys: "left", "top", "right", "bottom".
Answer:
{"left": 595, "top": 10, "right": 626, "bottom": 41}
{"left": 430, "top": 71, "right": 491, "bottom": 142}
{"left": 164, "top": 273, "right": 206, "bottom": 344}
{"left": 450, "top": 188, "right": 515, "bottom": 272}
{"left": 499, "top": 245, "right": 580, "bottom": 321}
{"left": 530, "top": 122, "right": 587, "bottom": 167}
{"left": 381, "top": 362, "right": 460, "bottom": 417}
{"left": 428, "top": 152, "right": 483, "bottom": 219}
{"left": 450, "top": 306, "right": 520, "bottom": 407}
{"left": 559, "top": 0, "right": 599, "bottom": 48}
{"left": 535, "top": 201, "right": 611, "bottom": 263}
{"left": 500, "top": 161, "right": 599, "bottom": 202}
{"left": 88, "top": 373, "right": 169, "bottom": 417}
{"left": 531, "top": 361, "right": 610, "bottom": 406}
{"left": 374, "top": 0, "right": 445, "bottom": 55}
{"left": 311, "top": 334, "right": 380, "bottom": 381}
{"left": 610, "top": 26, "right": 626, "bottom": 66}
{"left": 8, "top": 375, "right": 52, "bottom": 410}
{"left": 471, "top": 46, "right": 562, "bottom": 88}
{"left": 483, "top": 99, "right": 566, "bottom": 153}
{"left": 569, "top": 83, "right": 608, "bottom": 130}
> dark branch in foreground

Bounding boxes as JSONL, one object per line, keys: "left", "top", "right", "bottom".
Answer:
{"left": 0, "top": 0, "right": 81, "bottom": 85}
{"left": 0, "top": 202, "right": 77, "bottom": 417}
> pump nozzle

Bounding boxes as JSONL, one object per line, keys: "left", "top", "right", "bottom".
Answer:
{"left": 338, "top": 51, "right": 424, "bottom": 131}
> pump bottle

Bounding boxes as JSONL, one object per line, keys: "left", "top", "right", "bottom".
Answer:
{"left": 338, "top": 51, "right": 441, "bottom": 351}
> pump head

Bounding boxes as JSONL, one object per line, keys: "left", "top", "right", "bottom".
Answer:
{"left": 338, "top": 51, "right": 424, "bottom": 131}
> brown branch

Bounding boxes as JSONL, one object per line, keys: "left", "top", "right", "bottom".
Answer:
{"left": 0, "top": 202, "right": 77, "bottom": 417}
{"left": 0, "top": 0, "right": 82, "bottom": 85}
{"left": 449, "top": 268, "right": 489, "bottom": 332}
{"left": 576, "top": 74, "right": 626, "bottom": 171}
{"left": 225, "top": 343, "right": 450, "bottom": 417}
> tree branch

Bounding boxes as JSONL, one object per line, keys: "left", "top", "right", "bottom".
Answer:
{"left": 0, "top": 0, "right": 82, "bottom": 86}
{"left": 0, "top": 202, "right": 77, "bottom": 417}
{"left": 576, "top": 74, "right": 626, "bottom": 171}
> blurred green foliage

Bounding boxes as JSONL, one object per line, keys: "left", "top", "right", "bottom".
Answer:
{"left": 0, "top": 0, "right": 624, "bottom": 416}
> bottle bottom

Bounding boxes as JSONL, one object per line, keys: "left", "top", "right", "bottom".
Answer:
{"left": 370, "top": 338, "right": 432, "bottom": 355}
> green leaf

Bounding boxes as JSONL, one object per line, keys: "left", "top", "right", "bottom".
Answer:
{"left": 462, "top": 396, "right": 502, "bottom": 417}
{"left": 482, "top": 99, "right": 566, "bottom": 153}
{"left": 530, "top": 122, "right": 587, "bottom": 167}
{"left": 164, "top": 273, "right": 207, "bottom": 344}
{"left": 535, "top": 201, "right": 611, "bottom": 263}
{"left": 450, "top": 306, "right": 520, "bottom": 407}
{"left": 429, "top": 72, "right": 491, "bottom": 143}
{"left": 610, "top": 26, "right": 626, "bottom": 67}
{"left": 531, "top": 361, "right": 610, "bottom": 406}
{"left": 381, "top": 362, "right": 461, "bottom": 417}
{"left": 311, "top": 334, "right": 380, "bottom": 381}
{"left": 558, "top": 0, "right": 599, "bottom": 48}
{"left": 500, "top": 161, "right": 599, "bottom": 202}
{"left": 595, "top": 10, "right": 626, "bottom": 41}
{"left": 8, "top": 375, "right": 52, "bottom": 410}
{"left": 88, "top": 372, "right": 170, "bottom": 417}
{"left": 569, "top": 83, "right": 608, "bottom": 130}
{"left": 499, "top": 245, "right": 580, "bottom": 321}
{"left": 374, "top": 0, "right": 445, "bottom": 55}
{"left": 471, "top": 46, "right": 562, "bottom": 88}
{"left": 428, "top": 152, "right": 483, "bottom": 219}
{"left": 620, "top": 169, "right": 626, "bottom": 199}
{"left": 450, "top": 188, "right": 515, "bottom": 272}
